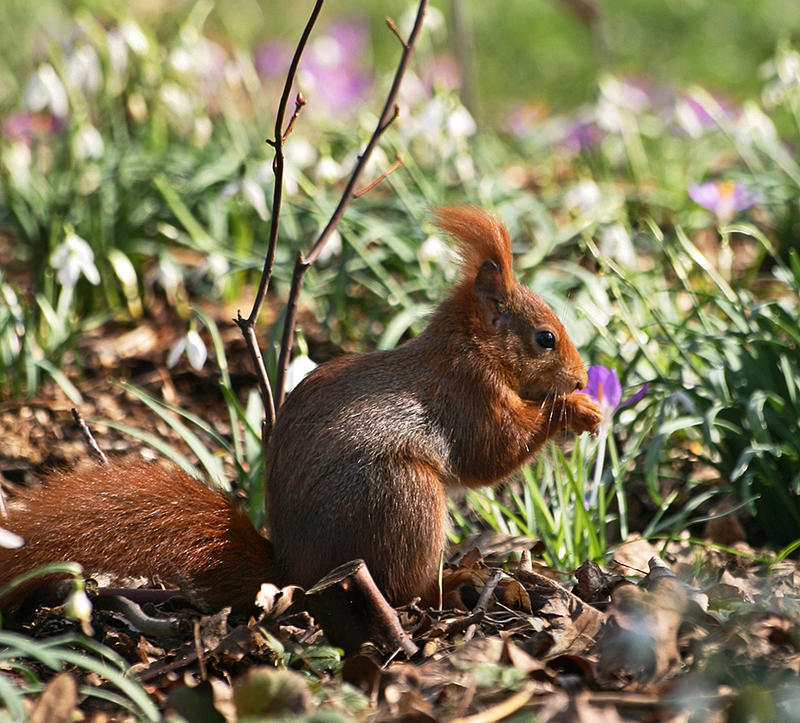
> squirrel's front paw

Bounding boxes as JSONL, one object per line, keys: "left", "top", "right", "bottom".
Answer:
{"left": 564, "top": 392, "right": 603, "bottom": 434}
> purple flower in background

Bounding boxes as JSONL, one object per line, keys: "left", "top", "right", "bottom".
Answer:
{"left": 301, "top": 19, "right": 372, "bottom": 117}
{"left": 689, "top": 180, "right": 756, "bottom": 224}
{"left": 254, "top": 41, "right": 292, "bottom": 79}
{"left": 3, "top": 112, "right": 65, "bottom": 145}
{"left": 422, "top": 54, "right": 461, "bottom": 95}
{"left": 504, "top": 103, "right": 546, "bottom": 139}
{"left": 563, "top": 119, "right": 604, "bottom": 152}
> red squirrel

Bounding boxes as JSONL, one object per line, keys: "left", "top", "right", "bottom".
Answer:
{"left": 0, "top": 207, "right": 602, "bottom": 613}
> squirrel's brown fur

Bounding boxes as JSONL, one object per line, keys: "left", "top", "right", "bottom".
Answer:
{"left": 0, "top": 207, "right": 602, "bottom": 613}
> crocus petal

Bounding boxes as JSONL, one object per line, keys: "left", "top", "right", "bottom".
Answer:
{"left": 584, "top": 365, "right": 622, "bottom": 418}
{"left": 619, "top": 382, "right": 650, "bottom": 409}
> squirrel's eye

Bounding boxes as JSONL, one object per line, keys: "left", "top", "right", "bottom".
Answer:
{"left": 535, "top": 329, "right": 556, "bottom": 350}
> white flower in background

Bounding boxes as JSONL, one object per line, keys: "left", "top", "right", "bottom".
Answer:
{"left": 285, "top": 354, "right": 317, "bottom": 394}
{"left": 51, "top": 231, "right": 100, "bottom": 288}
{"left": 221, "top": 176, "right": 269, "bottom": 220}
{"left": 120, "top": 20, "right": 149, "bottom": 55}
{"left": 446, "top": 105, "right": 476, "bottom": 141}
{"left": 315, "top": 156, "right": 343, "bottom": 182}
{"left": 598, "top": 223, "right": 637, "bottom": 268}
{"left": 3, "top": 142, "right": 32, "bottom": 189}
{"left": 418, "top": 234, "right": 449, "bottom": 267}
{"left": 152, "top": 256, "right": 183, "bottom": 298}
{"left": 737, "top": 102, "right": 779, "bottom": 145}
{"left": 563, "top": 178, "right": 603, "bottom": 215}
{"left": 166, "top": 328, "right": 207, "bottom": 370}
{"left": 316, "top": 229, "right": 341, "bottom": 265}
{"left": 284, "top": 137, "right": 316, "bottom": 170}
{"left": 106, "top": 29, "right": 129, "bottom": 92}
{"left": 65, "top": 44, "right": 102, "bottom": 94}
{"left": 73, "top": 124, "right": 104, "bottom": 160}
{"left": 23, "top": 64, "right": 69, "bottom": 118}
{"left": 159, "top": 82, "right": 195, "bottom": 126}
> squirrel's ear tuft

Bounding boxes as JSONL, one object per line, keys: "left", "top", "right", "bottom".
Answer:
{"left": 433, "top": 206, "right": 514, "bottom": 291}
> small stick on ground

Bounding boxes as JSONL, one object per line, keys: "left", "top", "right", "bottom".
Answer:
{"left": 70, "top": 408, "right": 107, "bottom": 465}
{"left": 305, "top": 559, "right": 419, "bottom": 658}
{"left": 431, "top": 568, "right": 503, "bottom": 640}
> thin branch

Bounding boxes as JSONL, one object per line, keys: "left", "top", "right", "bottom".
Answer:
{"left": 236, "top": 0, "right": 324, "bottom": 435}
{"left": 385, "top": 17, "right": 409, "bottom": 49}
{"left": 282, "top": 92, "right": 307, "bottom": 143}
{"left": 274, "top": 0, "right": 429, "bottom": 408}
{"left": 353, "top": 153, "right": 404, "bottom": 198}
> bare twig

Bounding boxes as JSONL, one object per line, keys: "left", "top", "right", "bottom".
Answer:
{"left": 385, "top": 17, "right": 409, "bottom": 49}
{"left": 70, "top": 408, "right": 108, "bottom": 465}
{"left": 274, "top": 0, "right": 429, "bottom": 408}
{"left": 354, "top": 153, "right": 404, "bottom": 197}
{"left": 235, "top": 0, "right": 324, "bottom": 435}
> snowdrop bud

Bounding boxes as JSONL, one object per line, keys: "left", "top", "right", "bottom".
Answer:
{"left": 73, "top": 124, "right": 104, "bottom": 160}
{"left": 65, "top": 585, "right": 94, "bottom": 635}
{"left": 120, "top": 20, "right": 149, "bottom": 55}
{"left": 185, "top": 329, "right": 207, "bottom": 370}
{"left": 23, "top": 64, "right": 69, "bottom": 118}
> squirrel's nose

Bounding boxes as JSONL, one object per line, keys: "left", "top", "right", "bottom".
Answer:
{"left": 574, "top": 366, "right": 589, "bottom": 391}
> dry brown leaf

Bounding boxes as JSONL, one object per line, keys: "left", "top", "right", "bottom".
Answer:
{"left": 28, "top": 672, "right": 78, "bottom": 723}
{"left": 502, "top": 579, "right": 532, "bottom": 612}
{"left": 254, "top": 582, "right": 303, "bottom": 619}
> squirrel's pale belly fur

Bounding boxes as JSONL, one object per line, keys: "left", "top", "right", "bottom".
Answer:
{"left": 0, "top": 207, "right": 603, "bottom": 613}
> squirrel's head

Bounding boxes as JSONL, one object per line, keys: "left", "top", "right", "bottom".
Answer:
{"left": 434, "top": 206, "right": 588, "bottom": 401}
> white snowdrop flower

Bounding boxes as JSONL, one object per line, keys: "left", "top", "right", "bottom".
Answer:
{"left": 446, "top": 106, "right": 476, "bottom": 141}
{"left": 120, "top": 20, "right": 149, "bottom": 55}
{"left": 73, "top": 124, "right": 104, "bottom": 160}
{"left": 563, "top": 178, "right": 603, "bottom": 215}
{"left": 159, "top": 82, "right": 194, "bottom": 123}
{"left": 3, "top": 142, "right": 32, "bottom": 189}
{"left": 0, "top": 526, "right": 23, "bottom": 549}
{"left": 418, "top": 235, "right": 448, "bottom": 265}
{"left": 738, "top": 102, "right": 779, "bottom": 145}
{"left": 23, "top": 64, "right": 69, "bottom": 117}
{"left": 285, "top": 137, "right": 316, "bottom": 169}
{"left": 454, "top": 152, "right": 475, "bottom": 182}
{"left": 64, "top": 585, "right": 93, "bottom": 634}
{"left": 599, "top": 223, "right": 636, "bottom": 268}
{"left": 206, "top": 252, "right": 229, "bottom": 279}
{"left": 153, "top": 257, "right": 183, "bottom": 297}
{"left": 169, "top": 47, "right": 193, "bottom": 75}
{"left": 285, "top": 354, "right": 317, "bottom": 394}
{"left": 193, "top": 116, "right": 213, "bottom": 146}
{"left": 315, "top": 156, "right": 343, "bottom": 182}
{"left": 185, "top": 329, "right": 207, "bottom": 370}
{"left": 316, "top": 229, "right": 341, "bottom": 265}
{"left": 66, "top": 44, "right": 102, "bottom": 94}
{"left": 166, "top": 330, "right": 206, "bottom": 370}
{"left": 241, "top": 177, "right": 268, "bottom": 220}
{"left": 51, "top": 231, "right": 100, "bottom": 288}
{"left": 106, "top": 29, "right": 129, "bottom": 91}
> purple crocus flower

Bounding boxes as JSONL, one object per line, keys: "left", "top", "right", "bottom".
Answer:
{"left": 563, "top": 119, "right": 604, "bottom": 152}
{"left": 584, "top": 365, "right": 648, "bottom": 426}
{"left": 689, "top": 180, "right": 756, "bottom": 224}
{"left": 582, "top": 365, "right": 649, "bottom": 508}
{"left": 3, "top": 112, "right": 65, "bottom": 145}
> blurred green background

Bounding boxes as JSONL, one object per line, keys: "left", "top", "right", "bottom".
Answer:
{"left": 3, "top": 0, "right": 800, "bottom": 124}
